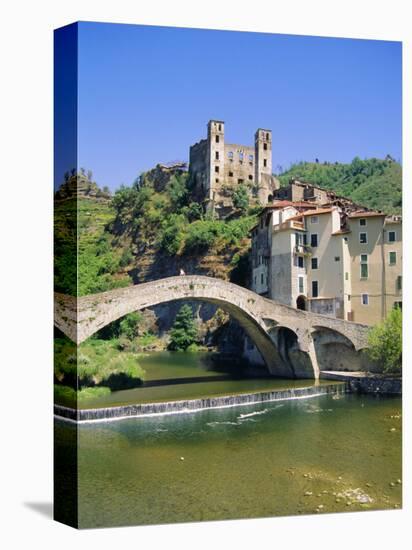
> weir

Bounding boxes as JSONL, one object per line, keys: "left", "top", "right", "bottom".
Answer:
{"left": 54, "top": 381, "right": 348, "bottom": 422}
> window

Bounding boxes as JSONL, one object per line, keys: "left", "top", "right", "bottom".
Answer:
{"left": 334, "top": 256, "right": 340, "bottom": 262}
{"left": 345, "top": 272, "right": 349, "bottom": 281}
{"left": 248, "top": 175, "right": 253, "bottom": 180}
{"left": 261, "top": 273, "right": 264, "bottom": 285}
{"left": 266, "top": 133, "right": 270, "bottom": 140}
{"left": 249, "top": 154, "right": 254, "bottom": 163}
{"left": 347, "top": 294, "right": 351, "bottom": 301}
{"left": 298, "top": 256, "right": 304, "bottom": 268}
{"left": 228, "top": 151, "right": 233, "bottom": 160}
{"left": 218, "top": 124, "right": 222, "bottom": 131}
{"left": 263, "top": 143, "right": 268, "bottom": 151}
{"left": 215, "top": 166, "right": 219, "bottom": 173}
{"left": 389, "top": 251, "right": 397, "bottom": 265}
{"left": 310, "top": 234, "right": 318, "bottom": 247}
{"left": 215, "top": 178, "right": 219, "bottom": 183}
{"left": 359, "top": 218, "right": 367, "bottom": 227}
{"left": 298, "top": 276, "right": 304, "bottom": 294}
{"left": 360, "top": 254, "right": 368, "bottom": 279}
{"left": 312, "top": 281, "right": 319, "bottom": 298}
{"left": 238, "top": 179, "right": 244, "bottom": 184}
{"left": 263, "top": 159, "right": 267, "bottom": 167}
{"left": 254, "top": 276, "right": 256, "bottom": 286}
{"left": 361, "top": 294, "right": 369, "bottom": 305}
{"left": 388, "top": 231, "right": 396, "bottom": 243}
{"left": 310, "top": 216, "right": 319, "bottom": 224}
{"left": 215, "top": 151, "right": 219, "bottom": 160}
{"left": 359, "top": 232, "right": 368, "bottom": 244}
{"left": 311, "top": 257, "right": 318, "bottom": 270}
{"left": 393, "top": 301, "right": 402, "bottom": 310}
{"left": 229, "top": 171, "right": 233, "bottom": 177}
{"left": 239, "top": 152, "right": 244, "bottom": 162}
{"left": 296, "top": 232, "right": 305, "bottom": 246}
{"left": 397, "top": 275, "right": 402, "bottom": 290}
{"left": 215, "top": 135, "right": 220, "bottom": 143}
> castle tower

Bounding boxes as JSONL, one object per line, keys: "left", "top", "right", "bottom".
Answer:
{"left": 255, "top": 129, "right": 273, "bottom": 204}
{"left": 206, "top": 120, "right": 225, "bottom": 206}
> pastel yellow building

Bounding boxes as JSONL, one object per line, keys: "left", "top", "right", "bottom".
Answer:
{"left": 346, "top": 212, "right": 402, "bottom": 324}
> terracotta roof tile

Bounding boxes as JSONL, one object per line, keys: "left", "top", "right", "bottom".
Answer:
{"left": 300, "top": 207, "right": 335, "bottom": 216}
{"left": 348, "top": 211, "right": 385, "bottom": 218}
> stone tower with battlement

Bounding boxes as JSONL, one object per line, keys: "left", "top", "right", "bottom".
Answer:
{"left": 189, "top": 120, "right": 279, "bottom": 217}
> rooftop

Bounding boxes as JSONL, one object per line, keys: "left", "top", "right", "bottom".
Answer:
{"left": 263, "top": 200, "right": 318, "bottom": 210}
{"left": 348, "top": 211, "right": 385, "bottom": 218}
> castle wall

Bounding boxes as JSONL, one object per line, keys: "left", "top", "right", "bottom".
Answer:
{"left": 189, "top": 121, "right": 278, "bottom": 216}
{"left": 189, "top": 139, "right": 208, "bottom": 200}
{"left": 223, "top": 144, "right": 256, "bottom": 185}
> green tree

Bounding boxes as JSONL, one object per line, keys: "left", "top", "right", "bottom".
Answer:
{"left": 119, "top": 312, "right": 143, "bottom": 340}
{"left": 367, "top": 307, "right": 402, "bottom": 374}
{"left": 168, "top": 174, "right": 189, "bottom": 209}
{"left": 168, "top": 304, "right": 198, "bottom": 351}
{"left": 186, "top": 201, "right": 203, "bottom": 221}
{"left": 232, "top": 185, "right": 249, "bottom": 213}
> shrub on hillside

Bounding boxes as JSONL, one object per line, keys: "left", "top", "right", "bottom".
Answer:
{"left": 232, "top": 185, "right": 249, "bottom": 213}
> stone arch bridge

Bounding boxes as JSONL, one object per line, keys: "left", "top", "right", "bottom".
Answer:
{"left": 54, "top": 276, "right": 371, "bottom": 379}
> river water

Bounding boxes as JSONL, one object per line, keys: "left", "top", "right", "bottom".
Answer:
{"left": 78, "top": 351, "right": 332, "bottom": 408}
{"left": 54, "top": 352, "right": 402, "bottom": 528}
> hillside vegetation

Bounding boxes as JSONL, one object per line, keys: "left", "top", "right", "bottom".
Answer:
{"left": 278, "top": 157, "right": 402, "bottom": 215}
{"left": 108, "top": 172, "right": 257, "bottom": 287}
{"left": 54, "top": 197, "right": 132, "bottom": 296}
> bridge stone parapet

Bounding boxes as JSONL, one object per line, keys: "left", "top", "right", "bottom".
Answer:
{"left": 55, "top": 276, "right": 371, "bottom": 379}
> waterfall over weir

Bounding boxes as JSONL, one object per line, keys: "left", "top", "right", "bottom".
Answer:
{"left": 54, "top": 382, "right": 348, "bottom": 423}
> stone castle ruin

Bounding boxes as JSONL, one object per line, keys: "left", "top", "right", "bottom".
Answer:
{"left": 189, "top": 120, "right": 280, "bottom": 217}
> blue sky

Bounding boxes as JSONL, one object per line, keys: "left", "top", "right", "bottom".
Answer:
{"left": 70, "top": 22, "right": 402, "bottom": 191}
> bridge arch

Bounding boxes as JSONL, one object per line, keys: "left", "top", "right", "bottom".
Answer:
{"left": 55, "top": 276, "right": 300, "bottom": 377}
{"left": 55, "top": 276, "right": 370, "bottom": 380}
{"left": 311, "top": 326, "right": 374, "bottom": 373}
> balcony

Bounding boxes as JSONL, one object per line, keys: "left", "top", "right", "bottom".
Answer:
{"left": 294, "top": 244, "right": 312, "bottom": 255}
{"left": 273, "top": 219, "right": 305, "bottom": 232}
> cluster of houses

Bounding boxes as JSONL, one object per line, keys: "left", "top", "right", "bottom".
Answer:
{"left": 250, "top": 179, "right": 402, "bottom": 325}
